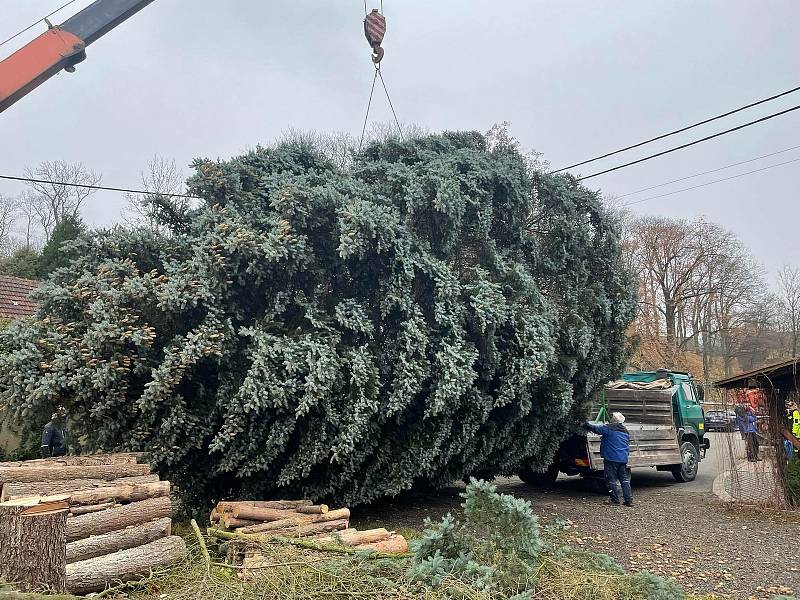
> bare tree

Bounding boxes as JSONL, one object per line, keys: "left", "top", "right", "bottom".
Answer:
{"left": 278, "top": 124, "right": 429, "bottom": 172}
{"left": 23, "top": 161, "right": 101, "bottom": 239}
{"left": 485, "top": 121, "right": 549, "bottom": 173}
{"left": 14, "top": 191, "right": 44, "bottom": 251}
{"left": 626, "top": 215, "right": 769, "bottom": 378}
{"left": 706, "top": 252, "right": 765, "bottom": 376}
{"left": 629, "top": 216, "right": 710, "bottom": 347}
{"left": 279, "top": 128, "right": 358, "bottom": 171}
{"left": 0, "top": 195, "right": 18, "bottom": 256}
{"left": 124, "top": 156, "right": 187, "bottom": 231}
{"left": 777, "top": 265, "right": 800, "bottom": 356}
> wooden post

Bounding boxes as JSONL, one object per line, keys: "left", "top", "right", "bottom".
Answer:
{"left": 769, "top": 385, "right": 792, "bottom": 507}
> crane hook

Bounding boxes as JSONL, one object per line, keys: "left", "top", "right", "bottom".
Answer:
{"left": 364, "top": 9, "right": 386, "bottom": 65}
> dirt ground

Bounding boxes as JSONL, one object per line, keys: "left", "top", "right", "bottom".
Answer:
{"left": 352, "top": 473, "right": 800, "bottom": 600}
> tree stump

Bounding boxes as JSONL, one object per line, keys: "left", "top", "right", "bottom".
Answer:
{"left": 0, "top": 501, "right": 68, "bottom": 592}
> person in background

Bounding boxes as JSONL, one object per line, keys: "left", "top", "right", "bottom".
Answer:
{"left": 736, "top": 404, "right": 759, "bottom": 462}
{"left": 41, "top": 408, "right": 68, "bottom": 458}
{"left": 791, "top": 402, "right": 800, "bottom": 442}
{"left": 584, "top": 411, "right": 633, "bottom": 507}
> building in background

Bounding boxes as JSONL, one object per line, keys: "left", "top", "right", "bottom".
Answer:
{"left": 0, "top": 275, "right": 38, "bottom": 455}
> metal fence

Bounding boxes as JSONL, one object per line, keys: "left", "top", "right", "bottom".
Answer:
{"left": 711, "top": 389, "right": 793, "bottom": 508}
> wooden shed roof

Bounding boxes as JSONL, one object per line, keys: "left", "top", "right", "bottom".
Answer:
{"left": 713, "top": 357, "right": 800, "bottom": 389}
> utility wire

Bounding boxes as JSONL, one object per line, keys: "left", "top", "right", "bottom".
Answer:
{"left": 550, "top": 85, "right": 800, "bottom": 173}
{"left": 616, "top": 144, "right": 800, "bottom": 198}
{"left": 577, "top": 103, "right": 800, "bottom": 181}
{"left": 378, "top": 68, "right": 403, "bottom": 140}
{"left": 0, "top": 0, "right": 81, "bottom": 48}
{"left": 621, "top": 157, "right": 800, "bottom": 207}
{"left": 0, "top": 174, "right": 200, "bottom": 199}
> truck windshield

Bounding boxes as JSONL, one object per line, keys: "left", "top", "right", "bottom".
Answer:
{"left": 681, "top": 382, "right": 698, "bottom": 404}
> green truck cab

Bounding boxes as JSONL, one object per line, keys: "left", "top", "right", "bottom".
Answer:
{"left": 520, "top": 369, "right": 709, "bottom": 488}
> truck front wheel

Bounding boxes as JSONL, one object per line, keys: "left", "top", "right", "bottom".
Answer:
{"left": 671, "top": 441, "right": 699, "bottom": 482}
{"left": 519, "top": 464, "right": 559, "bottom": 486}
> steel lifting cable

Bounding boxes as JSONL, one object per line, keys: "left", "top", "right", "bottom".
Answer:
{"left": 0, "top": 0, "right": 80, "bottom": 48}
{"left": 378, "top": 67, "right": 403, "bottom": 140}
{"left": 358, "top": 68, "right": 379, "bottom": 151}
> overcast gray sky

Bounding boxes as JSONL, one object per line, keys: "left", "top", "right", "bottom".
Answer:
{"left": 1, "top": 1, "right": 799, "bottom": 276}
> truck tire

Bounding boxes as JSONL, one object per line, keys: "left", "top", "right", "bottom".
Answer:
{"left": 671, "top": 441, "right": 699, "bottom": 482}
{"left": 519, "top": 465, "right": 558, "bottom": 486}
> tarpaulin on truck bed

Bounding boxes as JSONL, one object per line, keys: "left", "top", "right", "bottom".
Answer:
{"left": 605, "top": 379, "right": 672, "bottom": 390}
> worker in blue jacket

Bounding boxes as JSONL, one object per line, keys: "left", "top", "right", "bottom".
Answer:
{"left": 584, "top": 412, "right": 633, "bottom": 506}
{"left": 736, "top": 405, "right": 759, "bottom": 462}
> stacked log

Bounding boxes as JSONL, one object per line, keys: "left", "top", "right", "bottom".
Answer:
{"left": 211, "top": 498, "right": 408, "bottom": 555}
{"left": 0, "top": 453, "right": 184, "bottom": 595}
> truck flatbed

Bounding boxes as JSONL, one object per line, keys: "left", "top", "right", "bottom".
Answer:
{"left": 586, "top": 387, "right": 681, "bottom": 471}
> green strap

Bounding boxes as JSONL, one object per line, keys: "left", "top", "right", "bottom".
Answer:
{"left": 595, "top": 387, "right": 609, "bottom": 422}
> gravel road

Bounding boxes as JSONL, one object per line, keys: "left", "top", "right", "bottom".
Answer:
{"left": 352, "top": 434, "right": 799, "bottom": 599}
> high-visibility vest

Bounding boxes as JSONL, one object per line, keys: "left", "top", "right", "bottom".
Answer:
{"left": 793, "top": 410, "right": 800, "bottom": 439}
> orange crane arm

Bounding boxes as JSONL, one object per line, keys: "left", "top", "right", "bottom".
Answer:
{"left": 0, "top": 0, "right": 156, "bottom": 113}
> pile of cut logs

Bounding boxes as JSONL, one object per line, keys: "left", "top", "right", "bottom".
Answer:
{"left": 211, "top": 499, "right": 408, "bottom": 554}
{"left": 0, "top": 453, "right": 184, "bottom": 595}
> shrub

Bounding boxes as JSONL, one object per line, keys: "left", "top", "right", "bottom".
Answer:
{"left": 409, "top": 479, "right": 543, "bottom": 595}
{"left": 785, "top": 458, "right": 800, "bottom": 505}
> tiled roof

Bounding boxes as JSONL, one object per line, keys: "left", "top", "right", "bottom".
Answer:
{"left": 0, "top": 275, "right": 38, "bottom": 319}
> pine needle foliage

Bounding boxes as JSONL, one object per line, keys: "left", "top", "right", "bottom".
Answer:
{"left": 410, "top": 480, "right": 683, "bottom": 600}
{"left": 409, "top": 479, "right": 543, "bottom": 596}
{"left": 0, "top": 133, "right": 636, "bottom": 507}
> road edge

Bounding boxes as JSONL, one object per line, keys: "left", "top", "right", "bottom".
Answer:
{"left": 712, "top": 468, "right": 734, "bottom": 503}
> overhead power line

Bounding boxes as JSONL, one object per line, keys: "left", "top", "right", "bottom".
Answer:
{"left": 621, "top": 156, "right": 800, "bottom": 207}
{"left": 616, "top": 144, "right": 800, "bottom": 198}
{"left": 0, "top": 174, "right": 200, "bottom": 199}
{"left": 0, "top": 0, "right": 81, "bottom": 48}
{"left": 550, "top": 85, "right": 800, "bottom": 173}
{"left": 577, "top": 104, "right": 800, "bottom": 181}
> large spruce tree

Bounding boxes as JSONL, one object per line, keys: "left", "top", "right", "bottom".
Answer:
{"left": 0, "top": 133, "right": 635, "bottom": 506}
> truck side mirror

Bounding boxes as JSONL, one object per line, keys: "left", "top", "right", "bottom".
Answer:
{"left": 696, "top": 385, "right": 704, "bottom": 403}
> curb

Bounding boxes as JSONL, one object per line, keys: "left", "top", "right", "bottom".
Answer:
{"left": 712, "top": 469, "right": 734, "bottom": 503}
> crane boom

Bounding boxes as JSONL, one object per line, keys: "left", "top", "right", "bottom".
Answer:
{"left": 0, "top": 0, "right": 156, "bottom": 113}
